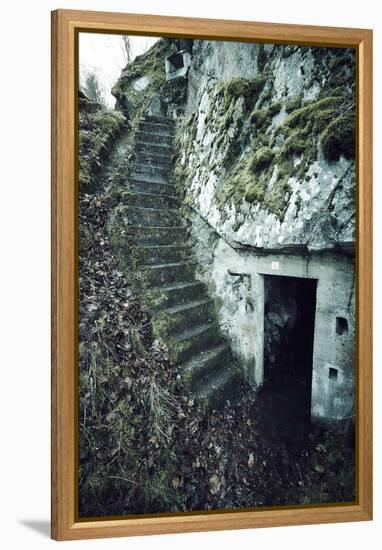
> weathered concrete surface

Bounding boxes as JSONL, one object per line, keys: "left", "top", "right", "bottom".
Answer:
{"left": 189, "top": 213, "right": 355, "bottom": 423}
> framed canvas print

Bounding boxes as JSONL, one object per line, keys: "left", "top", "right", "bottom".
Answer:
{"left": 51, "top": 9, "right": 373, "bottom": 541}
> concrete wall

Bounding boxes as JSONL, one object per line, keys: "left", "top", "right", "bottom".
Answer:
{"left": 190, "top": 221, "right": 355, "bottom": 424}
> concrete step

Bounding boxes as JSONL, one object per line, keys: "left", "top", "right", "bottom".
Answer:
{"left": 157, "top": 298, "right": 213, "bottom": 336}
{"left": 130, "top": 171, "right": 169, "bottom": 184}
{"left": 121, "top": 191, "right": 178, "bottom": 210}
{"left": 181, "top": 343, "right": 232, "bottom": 388}
{"left": 170, "top": 321, "right": 223, "bottom": 363}
{"left": 129, "top": 179, "right": 173, "bottom": 196}
{"left": 194, "top": 365, "right": 242, "bottom": 408}
{"left": 140, "top": 261, "right": 195, "bottom": 287}
{"left": 154, "top": 281, "right": 205, "bottom": 308}
{"left": 122, "top": 205, "right": 180, "bottom": 227}
{"left": 136, "top": 141, "right": 173, "bottom": 156}
{"left": 133, "top": 244, "right": 189, "bottom": 265}
{"left": 127, "top": 225, "right": 188, "bottom": 246}
{"left": 138, "top": 121, "right": 175, "bottom": 135}
{"left": 135, "top": 151, "right": 173, "bottom": 167}
{"left": 140, "top": 115, "right": 175, "bottom": 126}
{"left": 132, "top": 162, "right": 171, "bottom": 179}
{"left": 136, "top": 130, "right": 173, "bottom": 145}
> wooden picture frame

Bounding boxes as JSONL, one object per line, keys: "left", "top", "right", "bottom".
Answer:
{"left": 51, "top": 8, "right": 373, "bottom": 541}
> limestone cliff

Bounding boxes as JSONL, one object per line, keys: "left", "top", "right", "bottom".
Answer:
{"left": 173, "top": 40, "right": 355, "bottom": 253}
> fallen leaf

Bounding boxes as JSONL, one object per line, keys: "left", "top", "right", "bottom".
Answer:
{"left": 209, "top": 474, "right": 221, "bottom": 495}
{"left": 172, "top": 476, "right": 182, "bottom": 489}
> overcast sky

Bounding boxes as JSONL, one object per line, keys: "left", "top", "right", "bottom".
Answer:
{"left": 79, "top": 32, "right": 159, "bottom": 108}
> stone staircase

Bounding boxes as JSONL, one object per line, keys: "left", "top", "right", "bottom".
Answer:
{"left": 113, "top": 114, "right": 241, "bottom": 407}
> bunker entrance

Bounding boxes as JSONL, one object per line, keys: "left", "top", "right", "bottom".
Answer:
{"left": 262, "top": 275, "right": 317, "bottom": 435}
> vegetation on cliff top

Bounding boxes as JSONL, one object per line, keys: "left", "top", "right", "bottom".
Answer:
{"left": 79, "top": 92, "right": 126, "bottom": 191}
{"left": 112, "top": 39, "right": 168, "bottom": 119}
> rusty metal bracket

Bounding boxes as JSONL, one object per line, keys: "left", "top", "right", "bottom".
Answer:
{"left": 227, "top": 269, "right": 251, "bottom": 284}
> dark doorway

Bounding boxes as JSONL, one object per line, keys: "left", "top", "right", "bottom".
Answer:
{"left": 259, "top": 275, "right": 317, "bottom": 441}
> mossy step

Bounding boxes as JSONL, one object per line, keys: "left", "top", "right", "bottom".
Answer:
{"left": 132, "top": 162, "right": 171, "bottom": 178}
{"left": 155, "top": 298, "right": 213, "bottom": 336}
{"left": 127, "top": 225, "right": 188, "bottom": 245}
{"left": 129, "top": 179, "right": 172, "bottom": 195}
{"left": 153, "top": 281, "right": 205, "bottom": 308}
{"left": 136, "top": 141, "right": 173, "bottom": 156}
{"left": 123, "top": 205, "right": 180, "bottom": 227}
{"left": 130, "top": 171, "right": 169, "bottom": 185}
{"left": 136, "top": 130, "right": 173, "bottom": 145}
{"left": 181, "top": 343, "right": 232, "bottom": 388}
{"left": 122, "top": 191, "right": 179, "bottom": 210}
{"left": 140, "top": 115, "right": 175, "bottom": 126}
{"left": 135, "top": 151, "right": 173, "bottom": 167}
{"left": 139, "top": 261, "right": 195, "bottom": 287}
{"left": 193, "top": 366, "right": 242, "bottom": 409}
{"left": 133, "top": 244, "right": 189, "bottom": 265}
{"left": 138, "top": 121, "right": 175, "bottom": 135}
{"left": 170, "top": 322, "right": 223, "bottom": 363}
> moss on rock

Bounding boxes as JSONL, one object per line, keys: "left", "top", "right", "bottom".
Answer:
{"left": 79, "top": 94, "right": 126, "bottom": 191}
{"left": 250, "top": 109, "right": 268, "bottom": 127}
{"left": 282, "top": 134, "right": 311, "bottom": 158}
{"left": 320, "top": 115, "right": 355, "bottom": 161}
{"left": 244, "top": 180, "right": 266, "bottom": 203}
{"left": 112, "top": 39, "right": 175, "bottom": 121}
{"left": 222, "top": 75, "right": 266, "bottom": 111}
{"left": 285, "top": 93, "right": 303, "bottom": 113}
{"left": 249, "top": 146, "right": 275, "bottom": 173}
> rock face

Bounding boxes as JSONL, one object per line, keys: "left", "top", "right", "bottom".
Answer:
{"left": 111, "top": 38, "right": 356, "bottom": 424}
{"left": 175, "top": 40, "right": 355, "bottom": 253}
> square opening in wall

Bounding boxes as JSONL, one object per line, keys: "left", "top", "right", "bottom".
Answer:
{"left": 329, "top": 367, "right": 338, "bottom": 380}
{"left": 336, "top": 316, "right": 348, "bottom": 335}
{"left": 167, "top": 52, "right": 185, "bottom": 71}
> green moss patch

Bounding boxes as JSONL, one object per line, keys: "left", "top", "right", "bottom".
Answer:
{"left": 112, "top": 39, "right": 174, "bottom": 121}
{"left": 79, "top": 95, "right": 126, "bottom": 191}
{"left": 249, "top": 146, "right": 275, "bottom": 172}
{"left": 278, "top": 95, "right": 354, "bottom": 163}
{"left": 244, "top": 179, "right": 266, "bottom": 203}
{"left": 282, "top": 134, "right": 312, "bottom": 158}
{"left": 320, "top": 115, "right": 355, "bottom": 161}
{"left": 285, "top": 93, "right": 303, "bottom": 113}
{"left": 221, "top": 75, "right": 266, "bottom": 111}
